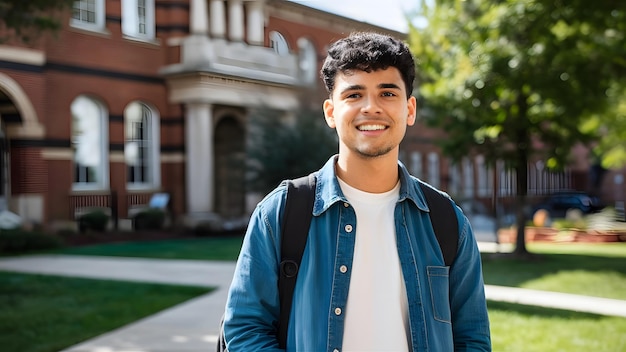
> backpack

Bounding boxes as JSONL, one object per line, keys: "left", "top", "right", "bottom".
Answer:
{"left": 217, "top": 173, "right": 458, "bottom": 351}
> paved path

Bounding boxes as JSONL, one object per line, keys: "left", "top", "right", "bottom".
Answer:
{"left": 1, "top": 252, "right": 625, "bottom": 352}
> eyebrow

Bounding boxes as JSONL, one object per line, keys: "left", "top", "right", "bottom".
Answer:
{"left": 379, "top": 83, "right": 401, "bottom": 90}
{"left": 339, "top": 83, "right": 402, "bottom": 95}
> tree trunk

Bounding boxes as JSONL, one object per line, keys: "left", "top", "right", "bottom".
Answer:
{"left": 513, "top": 95, "right": 530, "bottom": 256}
{"left": 513, "top": 159, "right": 529, "bottom": 256}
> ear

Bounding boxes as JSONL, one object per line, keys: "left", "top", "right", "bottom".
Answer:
{"left": 407, "top": 96, "right": 417, "bottom": 126}
{"left": 323, "top": 99, "right": 336, "bottom": 128}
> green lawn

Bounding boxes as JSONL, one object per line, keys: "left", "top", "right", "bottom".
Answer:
{"left": 489, "top": 301, "right": 626, "bottom": 351}
{"left": 0, "top": 271, "right": 212, "bottom": 352}
{"left": 56, "top": 236, "right": 245, "bottom": 261}
{"left": 29, "top": 237, "right": 626, "bottom": 351}
{"left": 482, "top": 242, "right": 626, "bottom": 300}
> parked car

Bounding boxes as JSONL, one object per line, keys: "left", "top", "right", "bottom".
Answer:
{"left": 533, "top": 191, "right": 604, "bottom": 219}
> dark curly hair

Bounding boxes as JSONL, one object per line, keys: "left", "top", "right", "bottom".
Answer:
{"left": 321, "top": 32, "right": 415, "bottom": 99}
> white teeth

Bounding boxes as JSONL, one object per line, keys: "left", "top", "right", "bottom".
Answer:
{"left": 358, "top": 124, "right": 386, "bottom": 131}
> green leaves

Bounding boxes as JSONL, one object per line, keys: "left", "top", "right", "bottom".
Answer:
{"left": 0, "top": 0, "right": 75, "bottom": 43}
{"left": 410, "top": 0, "right": 625, "bottom": 169}
{"left": 245, "top": 108, "right": 337, "bottom": 194}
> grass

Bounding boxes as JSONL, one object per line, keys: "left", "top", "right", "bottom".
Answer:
{"left": 21, "top": 236, "right": 626, "bottom": 351}
{"left": 0, "top": 271, "right": 212, "bottom": 352}
{"left": 482, "top": 242, "right": 626, "bottom": 300}
{"left": 56, "top": 236, "right": 245, "bottom": 261}
{"left": 488, "top": 301, "right": 626, "bottom": 351}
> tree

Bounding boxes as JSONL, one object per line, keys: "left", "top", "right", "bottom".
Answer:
{"left": 590, "top": 83, "right": 626, "bottom": 169}
{"left": 246, "top": 108, "right": 338, "bottom": 195}
{"left": 0, "top": 0, "right": 74, "bottom": 43}
{"left": 409, "top": 0, "right": 626, "bottom": 255}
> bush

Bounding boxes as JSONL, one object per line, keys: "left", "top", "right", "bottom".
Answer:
{"left": 0, "top": 229, "right": 63, "bottom": 254}
{"left": 134, "top": 209, "right": 165, "bottom": 231}
{"left": 552, "top": 217, "right": 587, "bottom": 231}
{"left": 79, "top": 210, "right": 109, "bottom": 232}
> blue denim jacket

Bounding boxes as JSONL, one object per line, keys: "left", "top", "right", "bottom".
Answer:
{"left": 224, "top": 156, "right": 491, "bottom": 351}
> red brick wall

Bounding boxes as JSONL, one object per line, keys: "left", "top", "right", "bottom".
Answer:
{"left": 47, "top": 159, "right": 72, "bottom": 220}
{"left": 11, "top": 147, "right": 47, "bottom": 194}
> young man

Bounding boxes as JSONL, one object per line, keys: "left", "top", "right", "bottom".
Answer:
{"left": 223, "top": 32, "right": 491, "bottom": 351}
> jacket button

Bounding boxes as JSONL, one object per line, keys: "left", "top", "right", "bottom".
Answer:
{"left": 339, "top": 265, "right": 348, "bottom": 273}
{"left": 343, "top": 202, "right": 349, "bottom": 207}
{"left": 334, "top": 307, "right": 342, "bottom": 315}
{"left": 334, "top": 349, "right": 340, "bottom": 352}
{"left": 345, "top": 224, "right": 353, "bottom": 232}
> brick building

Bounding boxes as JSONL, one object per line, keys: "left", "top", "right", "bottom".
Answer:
{"left": 0, "top": 0, "right": 623, "bottom": 230}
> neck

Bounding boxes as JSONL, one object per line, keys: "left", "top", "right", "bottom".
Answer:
{"left": 335, "top": 152, "right": 399, "bottom": 193}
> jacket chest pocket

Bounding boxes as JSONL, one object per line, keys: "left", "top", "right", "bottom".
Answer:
{"left": 426, "top": 266, "right": 451, "bottom": 323}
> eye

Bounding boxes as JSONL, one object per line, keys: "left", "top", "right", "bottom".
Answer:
{"left": 381, "top": 91, "right": 397, "bottom": 97}
{"left": 345, "top": 92, "right": 362, "bottom": 99}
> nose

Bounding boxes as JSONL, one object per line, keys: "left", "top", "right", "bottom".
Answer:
{"left": 361, "top": 95, "right": 382, "bottom": 114}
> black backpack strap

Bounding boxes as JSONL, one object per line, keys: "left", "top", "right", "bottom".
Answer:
{"left": 419, "top": 182, "right": 459, "bottom": 266}
{"left": 277, "top": 173, "right": 316, "bottom": 348}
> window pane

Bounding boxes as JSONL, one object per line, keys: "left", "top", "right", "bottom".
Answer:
{"left": 125, "top": 102, "right": 152, "bottom": 185}
{"left": 73, "top": 0, "right": 98, "bottom": 24}
{"left": 269, "top": 31, "right": 289, "bottom": 56}
{"left": 72, "top": 96, "right": 102, "bottom": 185}
{"left": 138, "top": 0, "right": 147, "bottom": 34}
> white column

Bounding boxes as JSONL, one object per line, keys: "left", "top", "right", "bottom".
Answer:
{"left": 185, "top": 103, "right": 214, "bottom": 214}
{"left": 190, "top": 0, "right": 209, "bottom": 35}
{"left": 210, "top": 0, "right": 226, "bottom": 38}
{"left": 246, "top": 0, "right": 265, "bottom": 45}
{"left": 228, "top": 0, "right": 244, "bottom": 42}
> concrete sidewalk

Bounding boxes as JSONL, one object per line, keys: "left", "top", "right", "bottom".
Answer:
{"left": 1, "top": 252, "right": 625, "bottom": 352}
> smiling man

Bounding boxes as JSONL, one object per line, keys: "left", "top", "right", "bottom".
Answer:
{"left": 223, "top": 32, "right": 491, "bottom": 352}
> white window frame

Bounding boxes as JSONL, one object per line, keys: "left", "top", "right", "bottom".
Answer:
{"left": 122, "top": 0, "right": 155, "bottom": 40}
{"left": 71, "top": 95, "right": 109, "bottom": 191}
{"left": 269, "top": 31, "right": 289, "bottom": 56}
{"left": 71, "top": 0, "right": 106, "bottom": 32}
{"left": 125, "top": 101, "right": 160, "bottom": 190}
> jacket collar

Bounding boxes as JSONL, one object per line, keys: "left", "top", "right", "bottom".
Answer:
{"left": 312, "top": 155, "right": 429, "bottom": 216}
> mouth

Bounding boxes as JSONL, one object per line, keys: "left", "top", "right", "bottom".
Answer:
{"left": 357, "top": 124, "right": 387, "bottom": 131}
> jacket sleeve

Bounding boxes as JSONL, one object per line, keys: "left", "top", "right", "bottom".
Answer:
{"left": 449, "top": 208, "right": 492, "bottom": 351}
{"left": 223, "top": 188, "right": 286, "bottom": 351}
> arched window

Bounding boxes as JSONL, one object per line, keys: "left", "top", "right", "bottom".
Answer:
{"left": 125, "top": 101, "right": 160, "bottom": 189}
{"left": 72, "top": 0, "right": 106, "bottom": 32}
{"left": 297, "top": 37, "right": 317, "bottom": 85}
{"left": 269, "top": 31, "right": 289, "bottom": 56}
{"left": 122, "top": 0, "right": 155, "bottom": 40}
{"left": 71, "top": 95, "right": 108, "bottom": 190}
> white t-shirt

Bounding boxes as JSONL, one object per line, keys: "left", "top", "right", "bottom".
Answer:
{"left": 338, "top": 178, "right": 410, "bottom": 352}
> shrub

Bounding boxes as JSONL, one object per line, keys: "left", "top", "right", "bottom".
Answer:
{"left": 552, "top": 218, "right": 587, "bottom": 230}
{"left": 79, "top": 210, "right": 109, "bottom": 232}
{"left": 0, "top": 229, "right": 63, "bottom": 254}
{"left": 134, "top": 209, "right": 166, "bottom": 231}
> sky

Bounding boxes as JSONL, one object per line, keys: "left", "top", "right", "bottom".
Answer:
{"left": 287, "top": 0, "right": 422, "bottom": 33}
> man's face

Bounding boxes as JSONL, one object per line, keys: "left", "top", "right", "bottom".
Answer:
{"left": 323, "top": 67, "right": 416, "bottom": 160}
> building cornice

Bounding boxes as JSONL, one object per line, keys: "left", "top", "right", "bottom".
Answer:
{"left": 267, "top": 0, "right": 407, "bottom": 38}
